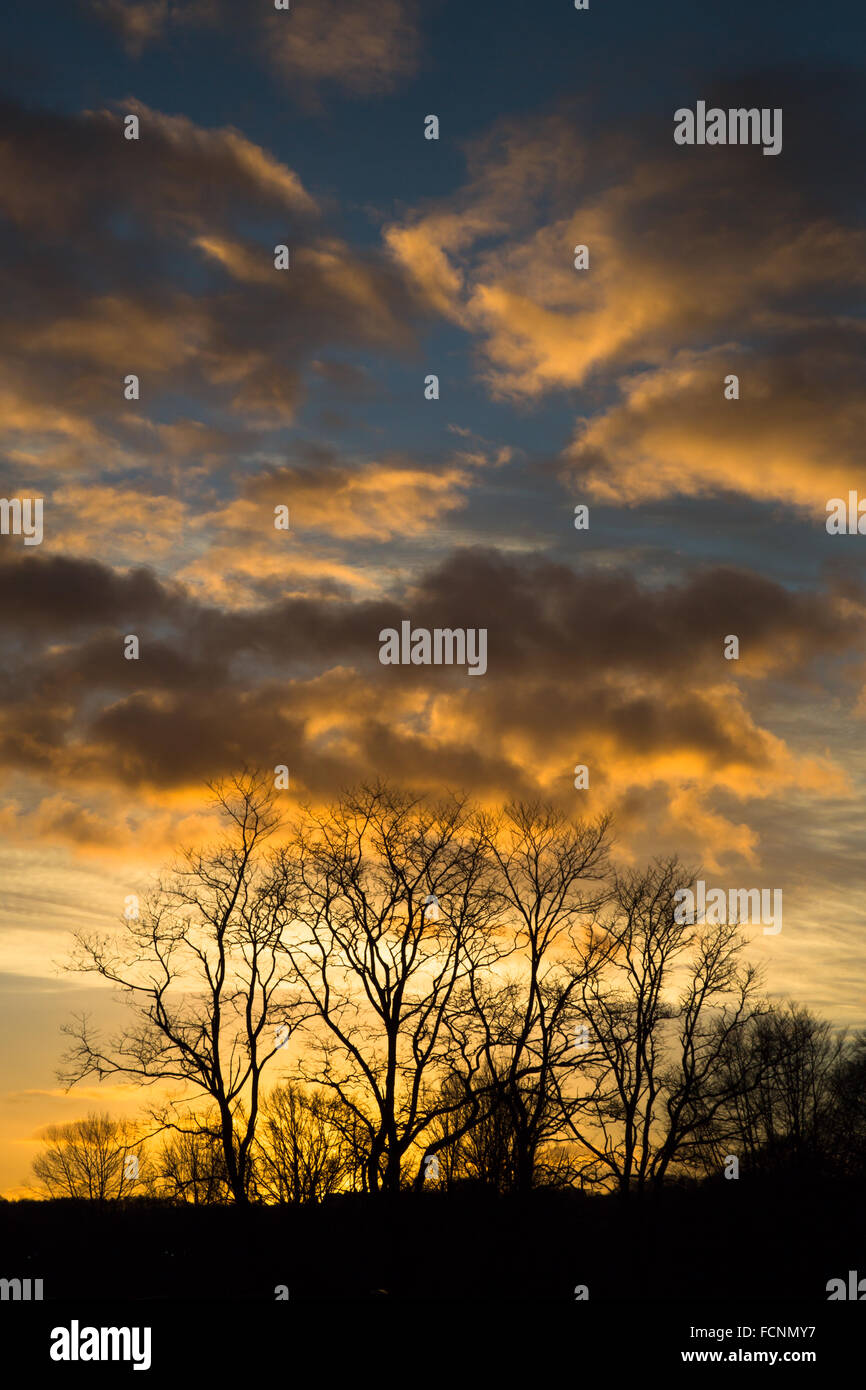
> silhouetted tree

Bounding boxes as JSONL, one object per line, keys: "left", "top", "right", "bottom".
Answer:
{"left": 830, "top": 1029, "right": 866, "bottom": 1178}
{"left": 155, "top": 1119, "right": 230, "bottom": 1204}
{"left": 59, "top": 771, "right": 304, "bottom": 1204}
{"left": 256, "top": 1083, "right": 349, "bottom": 1203}
{"left": 52, "top": 776, "right": 854, "bottom": 1214}
{"left": 31, "top": 1111, "right": 146, "bottom": 1200}
{"left": 694, "top": 1001, "right": 846, "bottom": 1179}
{"left": 429, "top": 803, "right": 612, "bottom": 1192}
{"left": 280, "top": 783, "right": 500, "bottom": 1195}
{"left": 430, "top": 1061, "right": 583, "bottom": 1192}
{"left": 565, "top": 858, "right": 762, "bottom": 1194}
{"left": 438, "top": 1064, "right": 516, "bottom": 1190}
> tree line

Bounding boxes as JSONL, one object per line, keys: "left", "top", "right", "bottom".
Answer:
{"left": 32, "top": 772, "right": 865, "bottom": 1204}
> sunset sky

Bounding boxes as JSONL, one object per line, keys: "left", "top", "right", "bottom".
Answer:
{"left": 1, "top": 0, "right": 865, "bottom": 1194}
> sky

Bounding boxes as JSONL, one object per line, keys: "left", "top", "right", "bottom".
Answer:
{"left": 0, "top": 0, "right": 865, "bottom": 1194}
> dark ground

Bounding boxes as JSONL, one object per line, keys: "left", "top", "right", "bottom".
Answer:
{"left": 1, "top": 1175, "right": 863, "bottom": 1302}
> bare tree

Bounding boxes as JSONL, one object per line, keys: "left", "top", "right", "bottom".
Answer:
{"left": 154, "top": 1118, "right": 230, "bottom": 1204}
{"left": 255, "top": 1083, "right": 349, "bottom": 1203}
{"left": 31, "top": 1111, "right": 146, "bottom": 1200}
{"left": 830, "top": 1029, "right": 866, "bottom": 1178}
{"left": 280, "top": 783, "right": 500, "bottom": 1195}
{"left": 566, "top": 858, "right": 762, "bottom": 1194}
{"left": 427, "top": 1065, "right": 514, "bottom": 1190}
{"left": 429, "top": 1061, "right": 572, "bottom": 1192}
{"left": 59, "top": 771, "right": 304, "bottom": 1204}
{"left": 693, "top": 1001, "right": 845, "bottom": 1178}
{"left": 437, "top": 803, "right": 612, "bottom": 1193}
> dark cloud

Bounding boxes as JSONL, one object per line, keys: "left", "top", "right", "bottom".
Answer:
{"left": 0, "top": 547, "right": 860, "bottom": 792}
{"left": 82, "top": 0, "right": 422, "bottom": 96}
{"left": 0, "top": 554, "right": 180, "bottom": 631}
{"left": 0, "top": 97, "right": 420, "bottom": 466}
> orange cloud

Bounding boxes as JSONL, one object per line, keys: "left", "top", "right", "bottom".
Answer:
{"left": 387, "top": 113, "right": 866, "bottom": 400}
{"left": 562, "top": 335, "right": 866, "bottom": 507}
